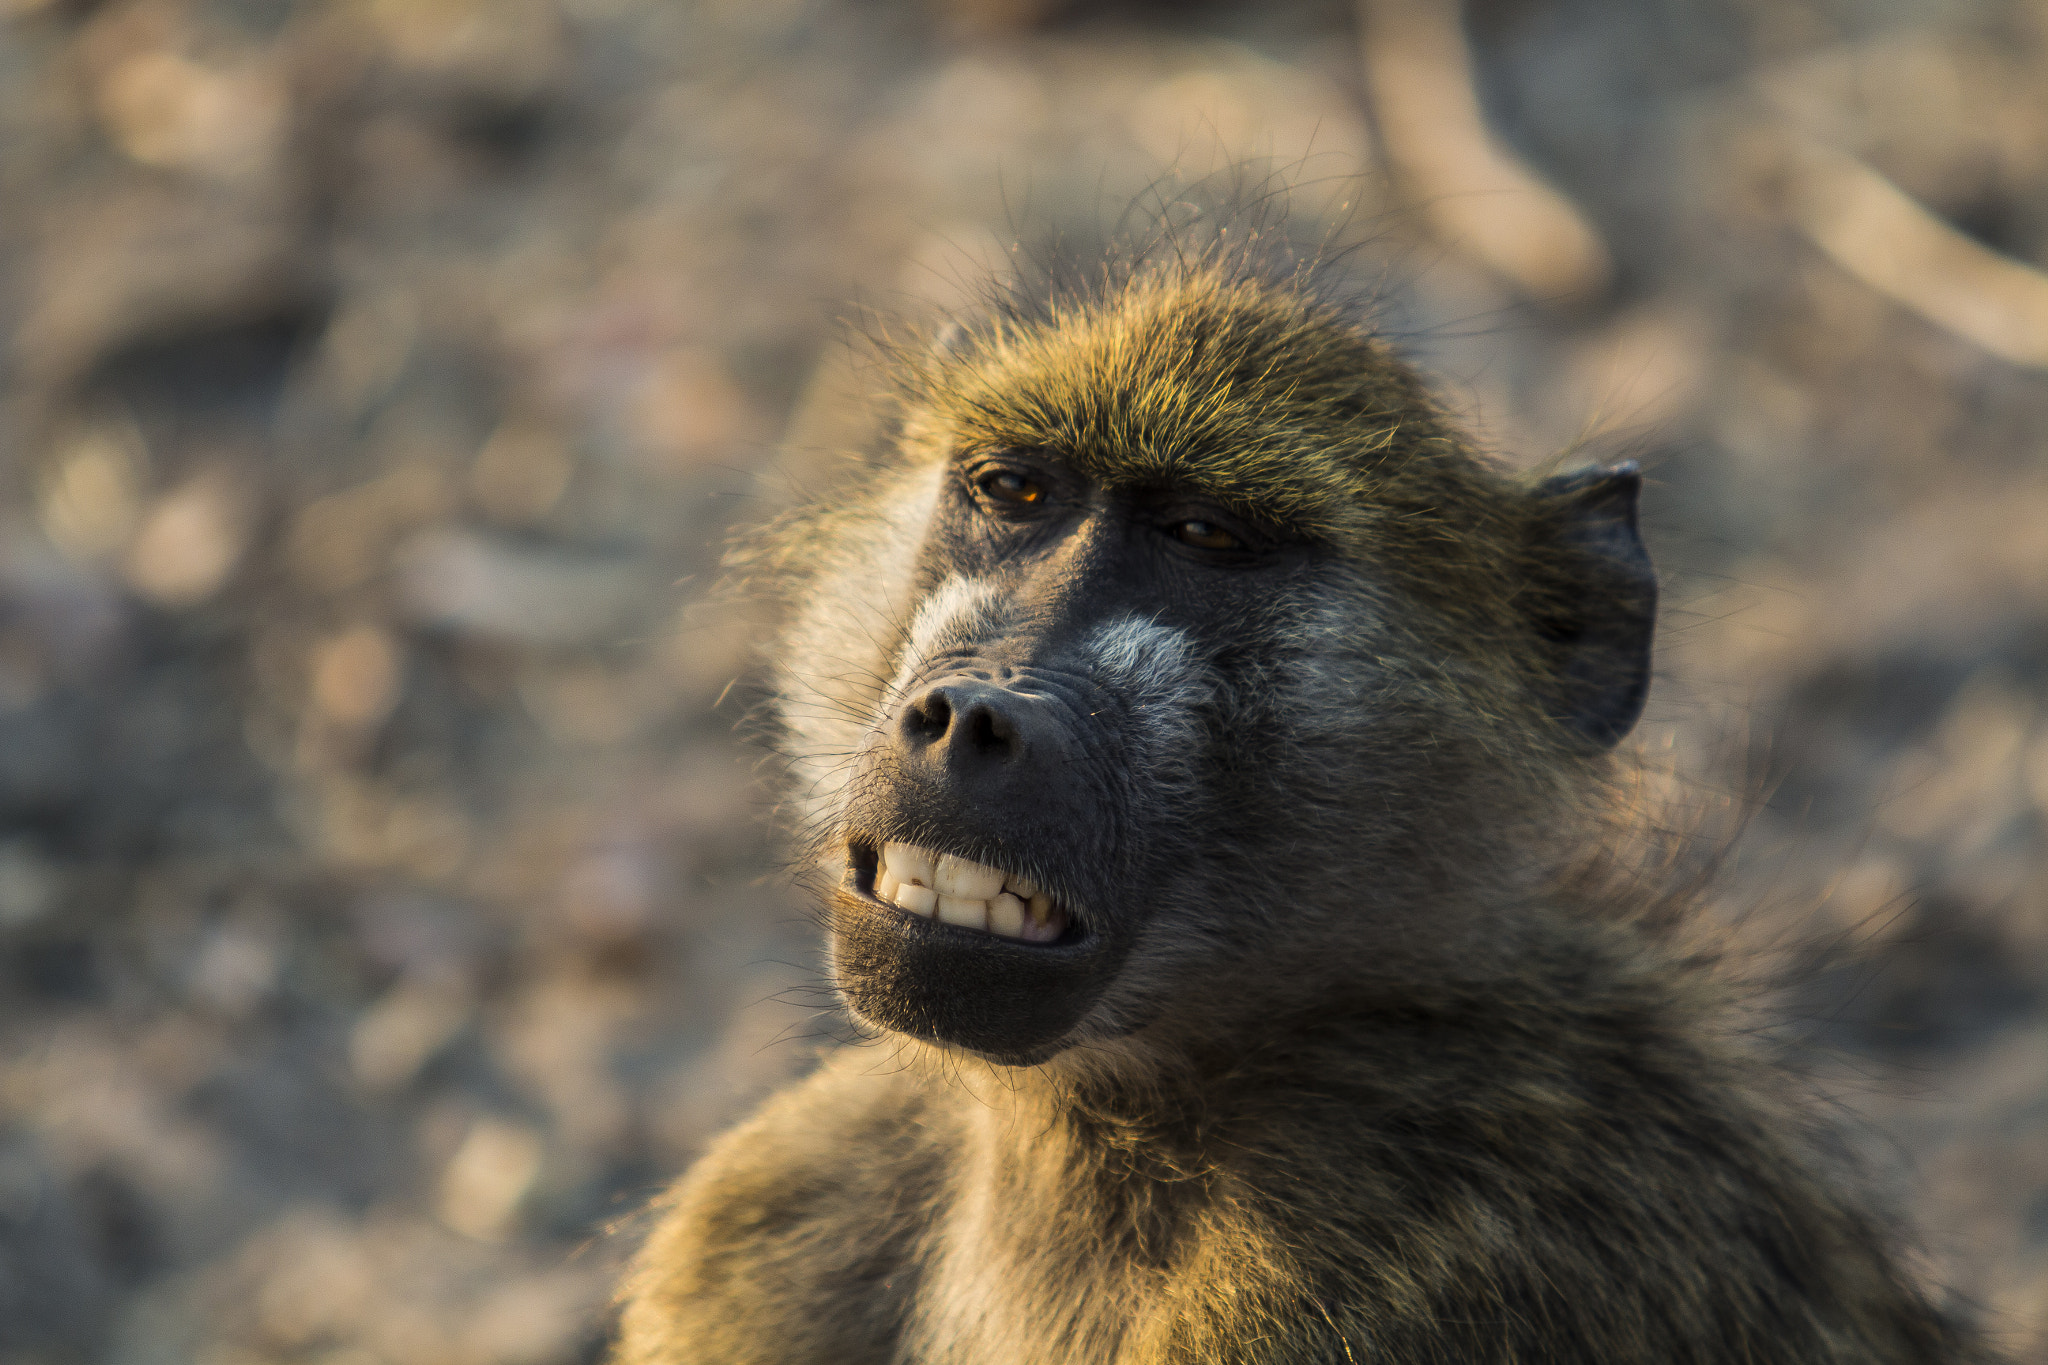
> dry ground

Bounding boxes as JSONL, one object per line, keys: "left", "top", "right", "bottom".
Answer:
{"left": 0, "top": 0, "right": 2044, "bottom": 1361}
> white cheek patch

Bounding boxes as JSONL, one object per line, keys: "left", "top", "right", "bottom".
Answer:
{"left": 1080, "top": 615, "right": 1210, "bottom": 756}
{"left": 1084, "top": 615, "right": 1197, "bottom": 695}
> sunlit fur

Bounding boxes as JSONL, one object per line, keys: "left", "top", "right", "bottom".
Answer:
{"left": 616, "top": 203, "right": 1993, "bottom": 1363}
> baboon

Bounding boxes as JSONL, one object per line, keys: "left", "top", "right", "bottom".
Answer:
{"left": 616, "top": 206, "right": 1995, "bottom": 1363}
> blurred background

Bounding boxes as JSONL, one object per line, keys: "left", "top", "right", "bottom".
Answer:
{"left": 0, "top": 0, "right": 2045, "bottom": 1360}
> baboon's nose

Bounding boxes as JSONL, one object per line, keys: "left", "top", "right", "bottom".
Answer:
{"left": 897, "top": 680, "right": 1041, "bottom": 772}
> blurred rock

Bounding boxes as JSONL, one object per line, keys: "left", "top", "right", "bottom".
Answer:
{"left": 35, "top": 417, "right": 146, "bottom": 563}
{"left": 558, "top": 844, "right": 658, "bottom": 947}
{"left": 437, "top": 1118, "right": 543, "bottom": 1242}
{"left": 187, "top": 916, "right": 280, "bottom": 1018}
{"left": 287, "top": 465, "right": 451, "bottom": 595}
{"left": 351, "top": 976, "right": 473, "bottom": 1093}
{"left": 396, "top": 528, "right": 645, "bottom": 648}
{"left": 309, "top": 625, "right": 405, "bottom": 729}
{"left": 121, "top": 467, "right": 251, "bottom": 608}
{"left": 0, "top": 840, "right": 61, "bottom": 928}
{"left": 91, "top": 49, "right": 286, "bottom": 182}
{"left": 470, "top": 420, "right": 574, "bottom": 526}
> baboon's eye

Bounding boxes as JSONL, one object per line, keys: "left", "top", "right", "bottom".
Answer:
{"left": 979, "top": 469, "right": 1044, "bottom": 506}
{"left": 1171, "top": 519, "right": 1241, "bottom": 552}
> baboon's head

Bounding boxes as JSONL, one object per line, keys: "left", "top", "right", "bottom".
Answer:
{"left": 765, "top": 252, "right": 1654, "bottom": 1067}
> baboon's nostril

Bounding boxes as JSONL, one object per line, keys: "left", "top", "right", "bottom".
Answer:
{"left": 962, "top": 700, "right": 1016, "bottom": 758}
{"left": 905, "top": 689, "right": 952, "bottom": 743}
{"left": 900, "top": 683, "right": 1029, "bottom": 766}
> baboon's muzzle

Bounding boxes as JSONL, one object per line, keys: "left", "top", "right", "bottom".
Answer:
{"left": 897, "top": 677, "right": 1067, "bottom": 798}
{"left": 830, "top": 671, "right": 1136, "bottom": 1064}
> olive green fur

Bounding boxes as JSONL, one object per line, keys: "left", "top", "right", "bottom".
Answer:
{"left": 619, "top": 921, "right": 1982, "bottom": 1363}
{"left": 616, "top": 223, "right": 1993, "bottom": 1364}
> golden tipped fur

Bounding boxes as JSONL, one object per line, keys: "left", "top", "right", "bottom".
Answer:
{"left": 616, "top": 217, "right": 1992, "bottom": 1363}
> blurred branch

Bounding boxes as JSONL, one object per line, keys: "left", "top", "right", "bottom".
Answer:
{"left": 1782, "top": 137, "right": 2048, "bottom": 370}
{"left": 1357, "top": 0, "right": 1611, "bottom": 304}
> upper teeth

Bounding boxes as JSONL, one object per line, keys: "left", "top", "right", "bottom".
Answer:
{"left": 875, "top": 842, "right": 1065, "bottom": 943}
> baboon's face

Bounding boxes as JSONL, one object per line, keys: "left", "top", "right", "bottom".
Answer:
{"left": 827, "top": 448, "right": 1347, "bottom": 1064}
{"left": 797, "top": 306, "right": 1654, "bottom": 1065}
{"left": 807, "top": 438, "right": 1653, "bottom": 1065}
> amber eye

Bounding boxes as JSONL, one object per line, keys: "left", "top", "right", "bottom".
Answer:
{"left": 980, "top": 470, "right": 1044, "bottom": 505}
{"left": 1172, "top": 519, "right": 1241, "bottom": 551}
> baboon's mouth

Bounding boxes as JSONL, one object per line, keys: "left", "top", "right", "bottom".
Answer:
{"left": 837, "top": 835, "right": 1111, "bottom": 1062}
{"left": 848, "top": 839, "right": 1075, "bottom": 945}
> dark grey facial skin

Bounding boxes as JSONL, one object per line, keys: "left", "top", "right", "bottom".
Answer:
{"left": 828, "top": 452, "right": 1653, "bottom": 1066}
{"left": 832, "top": 451, "right": 1315, "bottom": 1063}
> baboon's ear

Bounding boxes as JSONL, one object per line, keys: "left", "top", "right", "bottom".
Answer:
{"left": 1529, "top": 460, "right": 1656, "bottom": 750}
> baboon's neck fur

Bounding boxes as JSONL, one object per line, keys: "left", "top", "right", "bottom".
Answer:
{"left": 896, "top": 890, "right": 1712, "bottom": 1119}
{"left": 619, "top": 908, "right": 1978, "bottom": 1363}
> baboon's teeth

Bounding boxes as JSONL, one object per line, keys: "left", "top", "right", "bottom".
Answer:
{"left": 883, "top": 842, "right": 934, "bottom": 890}
{"left": 936, "top": 894, "right": 984, "bottom": 928}
{"left": 891, "top": 881, "right": 937, "bottom": 916}
{"left": 935, "top": 853, "right": 1004, "bottom": 900}
{"left": 875, "top": 841, "right": 1067, "bottom": 943}
{"left": 988, "top": 892, "right": 1025, "bottom": 938}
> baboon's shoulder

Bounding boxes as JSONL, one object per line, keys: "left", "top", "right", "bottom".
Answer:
{"left": 615, "top": 1054, "right": 940, "bottom": 1365}
{"left": 1198, "top": 952, "right": 1980, "bottom": 1364}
